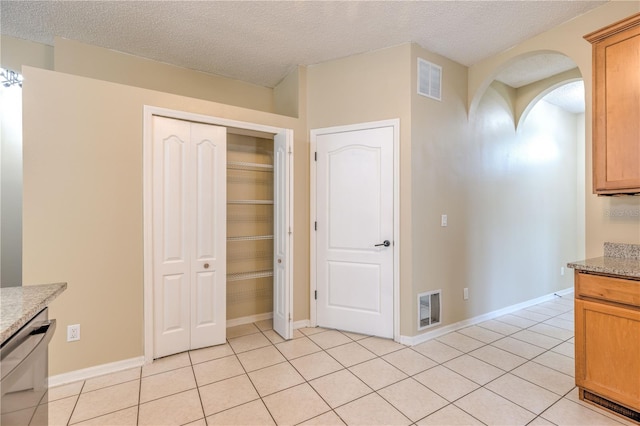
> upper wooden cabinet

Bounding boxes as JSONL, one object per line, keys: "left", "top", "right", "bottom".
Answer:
{"left": 585, "top": 13, "right": 640, "bottom": 195}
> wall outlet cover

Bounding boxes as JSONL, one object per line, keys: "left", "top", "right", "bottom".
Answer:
{"left": 67, "top": 324, "right": 80, "bottom": 342}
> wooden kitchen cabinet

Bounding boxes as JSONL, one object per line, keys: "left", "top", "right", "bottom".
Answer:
{"left": 575, "top": 271, "right": 640, "bottom": 422}
{"left": 584, "top": 13, "right": 640, "bottom": 195}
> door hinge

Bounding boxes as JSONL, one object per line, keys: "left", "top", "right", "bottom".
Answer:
{"left": 314, "top": 221, "right": 317, "bottom": 231}
{"left": 288, "top": 313, "right": 292, "bottom": 321}
{"left": 289, "top": 226, "right": 292, "bottom": 235}
{"left": 314, "top": 290, "right": 317, "bottom": 300}
{"left": 314, "top": 152, "right": 317, "bottom": 161}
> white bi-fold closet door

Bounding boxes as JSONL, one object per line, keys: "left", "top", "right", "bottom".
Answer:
{"left": 149, "top": 114, "right": 293, "bottom": 360}
{"left": 152, "top": 116, "right": 227, "bottom": 358}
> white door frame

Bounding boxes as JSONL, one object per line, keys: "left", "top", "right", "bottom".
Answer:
{"left": 310, "top": 119, "right": 400, "bottom": 342}
{"left": 143, "top": 105, "right": 294, "bottom": 363}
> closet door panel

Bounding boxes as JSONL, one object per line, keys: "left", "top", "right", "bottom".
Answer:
{"left": 161, "top": 274, "right": 189, "bottom": 333}
{"left": 273, "top": 131, "right": 292, "bottom": 339}
{"left": 153, "top": 116, "right": 191, "bottom": 357}
{"left": 190, "top": 122, "right": 227, "bottom": 349}
{"left": 194, "top": 271, "right": 215, "bottom": 326}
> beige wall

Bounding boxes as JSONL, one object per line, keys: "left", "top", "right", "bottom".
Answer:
{"left": 21, "top": 67, "right": 306, "bottom": 375}
{"left": 409, "top": 48, "right": 583, "bottom": 336}
{"left": 0, "top": 84, "right": 22, "bottom": 286}
{"left": 0, "top": 35, "right": 54, "bottom": 71}
{"left": 273, "top": 67, "right": 300, "bottom": 118}
{"left": 54, "top": 38, "right": 276, "bottom": 113}
{"left": 461, "top": 84, "right": 582, "bottom": 318}
{"left": 409, "top": 44, "right": 471, "bottom": 335}
{"left": 0, "top": 36, "right": 47, "bottom": 287}
{"left": 306, "top": 44, "right": 413, "bottom": 334}
{"left": 469, "top": 1, "right": 640, "bottom": 257}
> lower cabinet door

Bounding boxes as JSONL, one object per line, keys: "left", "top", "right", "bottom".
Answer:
{"left": 575, "top": 299, "right": 640, "bottom": 411}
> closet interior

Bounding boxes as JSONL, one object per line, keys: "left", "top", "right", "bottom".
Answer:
{"left": 226, "top": 131, "right": 275, "bottom": 321}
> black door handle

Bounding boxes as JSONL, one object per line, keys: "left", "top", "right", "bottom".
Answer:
{"left": 374, "top": 240, "right": 391, "bottom": 247}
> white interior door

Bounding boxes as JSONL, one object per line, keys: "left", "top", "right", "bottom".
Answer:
{"left": 273, "top": 130, "right": 293, "bottom": 339}
{"left": 152, "top": 116, "right": 227, "bottom": 358}
{"left": 315, "top": 125, "right": 394, "bottom": 338}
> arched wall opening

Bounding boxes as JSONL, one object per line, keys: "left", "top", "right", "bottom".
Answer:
{"left": 462, "top": 51, "right": 585, "bottom": 311}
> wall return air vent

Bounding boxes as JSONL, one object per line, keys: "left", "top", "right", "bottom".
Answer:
{"left": 417, "top": 58, "right": 442, "bottom": 101}
{"left": 418, "top": 290, "right": 441, "bottom": 330}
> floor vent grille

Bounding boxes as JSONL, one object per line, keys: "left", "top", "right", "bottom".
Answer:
{"left": 583, "top": 390, "right": 640, "bottom": 423}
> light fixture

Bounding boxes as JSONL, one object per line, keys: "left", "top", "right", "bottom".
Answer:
{"left": 1, "top": 68, "right": 23, "bottom": 88}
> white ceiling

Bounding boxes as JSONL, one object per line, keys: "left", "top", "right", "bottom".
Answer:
{"left": 494, "top": 52, "right": 586, "bottom": 113}
{"left": 2, "top": 1, "right": 605, "bottom": 114}
{"left": 493, "top": 53, "right": 579, "bottom": 88}
{"left": 1, "top": 0, "right": 606, "bottom": 89}
{"left": 543, "top": 80, "right": 586, "bottom": 114}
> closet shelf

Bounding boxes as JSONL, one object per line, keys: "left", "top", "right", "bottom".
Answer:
{"left": 227, "top": 270, "right": 274, "bottom": 282}
{"left": 227, "top": 200, "right": 274, "bottom": 205}
{"left": 228, "top": 252, "right": 273, "bottom": 263}
{"left": 227, "top": 235, "right": 274, "bottom": 242}
{"left": 227, "top": 161, "right": 274, "bottom": 172}
{"left": 227, "top": 214, "right": 272, "bottom": 223}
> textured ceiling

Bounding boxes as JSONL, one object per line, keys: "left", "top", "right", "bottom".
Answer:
{"left": 543, "top": 80, "right": 586, "bottom": 113}
{"left": 494, "top": 53, "right": 579, "bottom": 88}
{"left": 1, "top": 0, "right": 606, "bottom": 89}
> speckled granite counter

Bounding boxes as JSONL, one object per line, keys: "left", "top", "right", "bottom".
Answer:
{"left": 568, "top": 242, "right": 640, "bottom": 279}
{"left": 1, "top": 282, "right": 67, "bottom": 344}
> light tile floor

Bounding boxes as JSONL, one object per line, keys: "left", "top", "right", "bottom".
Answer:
{"left": 44, "top": 293, "right": 637, "bottom": 425}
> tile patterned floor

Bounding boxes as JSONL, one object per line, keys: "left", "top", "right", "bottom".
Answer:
{"left": 43, "top": 293, "right": 637, "bottom": 425}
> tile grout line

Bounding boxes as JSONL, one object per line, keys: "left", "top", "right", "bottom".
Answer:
{"left": 187, "top": 350, "right": 209, "bottom": 426}
{"left": 253, "top": 327, "right": 287, "bottom": 426}
{"left": 136, "top": 367, "right": 142, "bottom": 426}
{"left": 269, "top": 327, "right": 363, "bottom": 425}
{"left": 65, "top": 379, "right": 86, "bottom": 426}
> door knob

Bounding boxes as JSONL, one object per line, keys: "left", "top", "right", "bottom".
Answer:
{"left": 374, "top": 240, "right": 391, "bottom": 247}
{"left": 204, "top": 263, "right": 210, "bottom": 269}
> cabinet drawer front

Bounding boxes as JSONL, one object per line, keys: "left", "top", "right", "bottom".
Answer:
{"left": 576, "top": 273, "right": 640, "bottom": 307}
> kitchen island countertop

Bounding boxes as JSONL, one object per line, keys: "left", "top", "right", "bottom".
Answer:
{"left": 1, "top": 282, "right": 67, "bottom": 344}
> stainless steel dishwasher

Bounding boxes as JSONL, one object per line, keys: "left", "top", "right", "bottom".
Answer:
{"left": 0, "top": 308, "right": 56, "bottom": 426}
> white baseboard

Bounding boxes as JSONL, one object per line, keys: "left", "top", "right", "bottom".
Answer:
{"left": 293, "top": 319, "right": 310, "bottom": 329}
{"left": 50, "top": 288, "right": 573, "bottom": 386}
{"left": 401, "top": 287, "right": 574, "bottom": 346}
{"left": 226, "top": 312, "right": 273, "bottom": 328}
{"left": 49, "top": 356, "right": 145, "bottom": 388}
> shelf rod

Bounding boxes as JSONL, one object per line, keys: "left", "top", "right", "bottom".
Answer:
{"left": 227, "top": 161, "right": 274, "bottom": 172}
{"left": 227, "top": 270, "right": 274, "bottom": 282}
{"left": 227, "top": 200, "right": 274, "bottom": 205}
{"left": 227, "top": 235, "right": 274, "bottom": 241}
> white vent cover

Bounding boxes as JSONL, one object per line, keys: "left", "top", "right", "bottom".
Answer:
{"left": 418, "top": 289, "right": 442, "bottom": 330}
{"left": 417, "top": 58, "right": 442, "bottom": 101}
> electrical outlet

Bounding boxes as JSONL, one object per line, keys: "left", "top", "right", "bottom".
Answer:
{"left": 67, "top": 324, "right": 80, "bottom": 342}
{"left": 441, "top": 214, "right": 448, "bottom": 227}
{"left": 463, "top": 288, "right": 469, "bottom": 300}
{"left": 560, "top": 266, "right": 565, "bottom": 276}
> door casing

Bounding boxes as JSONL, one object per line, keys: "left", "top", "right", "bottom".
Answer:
{"left": 310, "top": 119, "right": 400, "bottom": 341}
{"left": 143, "top": 106, "right": 294, "bottom": 363}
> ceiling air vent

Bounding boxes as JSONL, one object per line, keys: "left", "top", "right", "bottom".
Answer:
{"left": 417, "top": 58, "right": 442, "bottom": 101}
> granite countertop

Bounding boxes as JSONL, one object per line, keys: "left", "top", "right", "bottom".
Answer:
{"left": 568, "top": 242, "right": 640, "bottom": 280}
{"left": 1, "top": 282, "right": 67, "bottom": 344}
